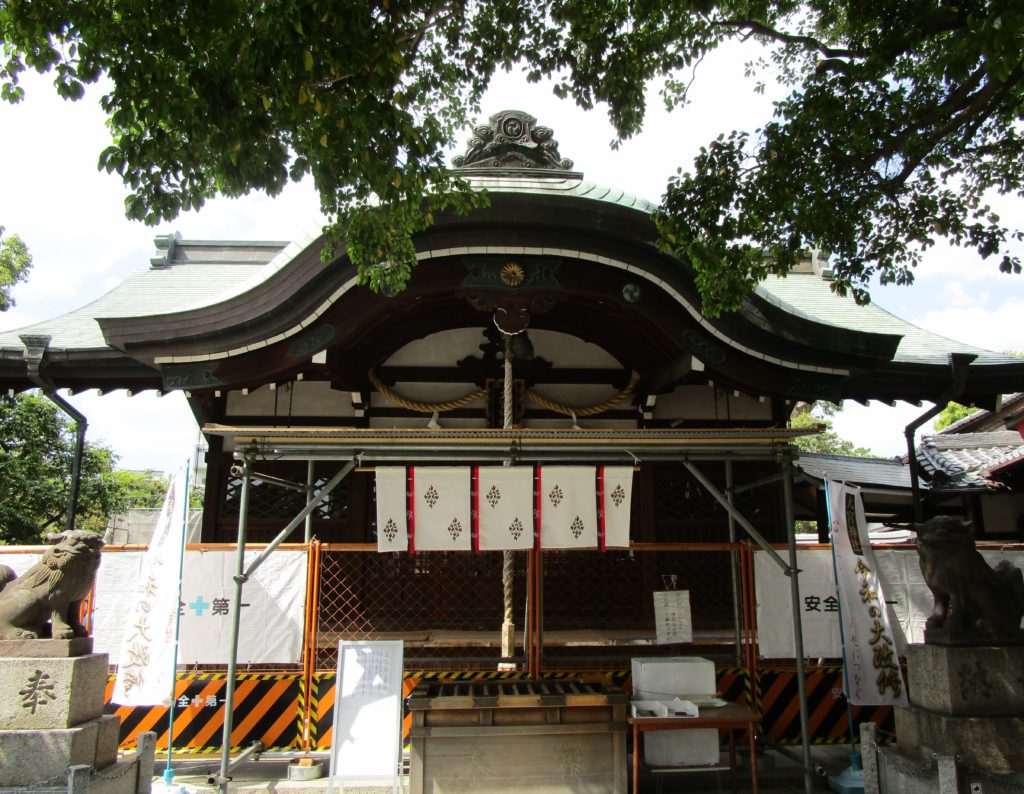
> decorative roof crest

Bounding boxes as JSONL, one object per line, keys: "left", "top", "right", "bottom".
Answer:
{"left": 452, "top": 110, "right": 581, "bottom": 177}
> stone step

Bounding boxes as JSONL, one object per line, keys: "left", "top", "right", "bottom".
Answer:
{"left": 0, "top": 714, "right": 120, "bottom": 787}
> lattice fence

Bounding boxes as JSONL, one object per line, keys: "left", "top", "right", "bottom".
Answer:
{"left": 313, "top": 546, "right": 743, "bottom": 672}
{"left": 315, "top": 549, "right": 529, "bottom": 670}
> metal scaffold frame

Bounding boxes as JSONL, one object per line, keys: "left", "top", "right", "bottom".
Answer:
{"left": 208, "top": 424, "right": 817, "bottom": 794}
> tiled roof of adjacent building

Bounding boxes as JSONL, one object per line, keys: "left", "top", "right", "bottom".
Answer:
{"left": 916, "top": 430, "right": 1024, "bottom": 490}
{"left": 793, "top": 452, "right": 913, "bottom": 491}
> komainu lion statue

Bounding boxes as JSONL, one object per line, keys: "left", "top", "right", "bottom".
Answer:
{"left": 0, "top": 530, "right": 103, "bottom": 641}
{"left": 916, "top": 516, "right": 1024, "bottom": 643}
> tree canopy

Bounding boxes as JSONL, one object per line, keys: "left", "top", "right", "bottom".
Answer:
{"left": 0, "top": 225, "right": 32, "bottom": 311}
{"left": 790, "top": 402, "right": 873, "bottom": 457}
{"left": 2, "top": 1, "right": 1021, "bottom": 313}
{"left": 0, "top": 393, "right": 124, "bottom": 543}
{"left": 933, "top": 401, "right": 982, "bottom": 431}
{"left": 112, "top": 469, "right": 170, "bottom": 510}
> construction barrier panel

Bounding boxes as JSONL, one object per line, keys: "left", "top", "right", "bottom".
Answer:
{"left": 756, "top": 667, "right": 894, "bottom": 744}
{"left": 105, "top": 665, "right": 893, "bottom": 752}
{"left": 105, "top": 673, "right": 301, "bottom": 754}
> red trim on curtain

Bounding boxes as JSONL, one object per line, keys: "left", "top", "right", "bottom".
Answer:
{"left": 534, "top": 465, "right": 542, "bottom": 552}
{"left": 407, "top": 466, "right": 415, "bottom": 553}
{"left": 471, "top": 465, "right": 480, "bottom": 552}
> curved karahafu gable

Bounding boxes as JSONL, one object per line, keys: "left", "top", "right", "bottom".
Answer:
{"left": 0, "top": 111, "right": 1020, "bottom": 412}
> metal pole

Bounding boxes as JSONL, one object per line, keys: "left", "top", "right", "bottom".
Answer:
{"left": 20, "top": 334, "right": 87, "bottom": 533}
{"left": 218, "top": 453, "right": 253, "bottom": 793}
{"left": 725, "top": 461, "right": 743, "bottom": 666}
{"left": 680, "top": 460, "right": 791, "bottom": 572}
{"left": 219, "top": 456, "right": 353, "bottom": 788}
{"left": 244, "top": 460, "right": 355, "bottom": 579}
{"left": 304, "top": 460, "right": 315, "bottom": 543}
{"left": 782, "top": 456, "right": 814, "bottom": 794}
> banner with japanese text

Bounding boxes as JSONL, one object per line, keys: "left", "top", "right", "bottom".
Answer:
{"left": 755, "top": 546, "right": 1024, "bottom": 657}
{"left": 111, "top": 467, "right": 188, "bottom": 706}
{"left": 754, "top": 549, "right": 842, "bottom": 658}
{"left": 94, "top": 548, "right": 306, "bottom": 666}
{"left": 827, "top": 481, "right": 907, "bottom": 706}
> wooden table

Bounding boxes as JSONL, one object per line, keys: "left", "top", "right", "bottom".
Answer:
{"left": 627, "top": 702, "right": 759, "bottom": 794}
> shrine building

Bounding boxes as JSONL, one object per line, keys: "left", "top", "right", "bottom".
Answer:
{"left": 1, "top": 110, "right": 1022, "bottom": 759}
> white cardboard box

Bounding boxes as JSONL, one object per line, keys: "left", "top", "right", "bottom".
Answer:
{"left": 631, "top": 657, "right": 720, "bottom": 767}
{"left": 630, "top": 700, "right": 669, "bottom": 718}
{"left": 631, "top": 656, "right": 716, "bottom": 699}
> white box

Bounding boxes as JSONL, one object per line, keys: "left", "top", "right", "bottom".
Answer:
{"left": 630, "top": 700, "right": 669, "bottom": 718}
{"left": 631, "top": 656, "right": 716, "bottom": 700}
{"left": 631, "top": 657, "right": 720, "bottom": 767}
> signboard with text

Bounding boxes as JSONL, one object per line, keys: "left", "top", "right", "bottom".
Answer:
{"left": 330, "top": 640, "right": 404, "bottom": 791}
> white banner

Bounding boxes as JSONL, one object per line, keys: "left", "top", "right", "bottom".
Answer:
{"left": 755, "top": 546, "right": 1024, "bottom": 658}
{"left": 476, "top": 467, "right": 534, "bottom": 551}
{"left": 539, "top": 466, "right": 597, "bottom": 548}
{"left": 828, "top": 482, "right": 907, "bottom": 706}
{"left": 0, "top": 552, "right": 42, "bottom": 576}
{"left": 600, "top": 466, "right": 633, "bottom": 549}
{"left": 412, "top": 467, "right": 471, "bottom": 551}
{"left": 94, "top": 549, "right": 307, "bottom": 665}
{"left": 754, "top": 549, "right": 843, "bottom": 658}
{"left": 373, "top": 466, "right": 635, "bottom": 552}
{"left": 112, "top": 467, "right": 188, "bottom": 706}
{"left": 375, "top": 467, "right": 408, "bottom": 552}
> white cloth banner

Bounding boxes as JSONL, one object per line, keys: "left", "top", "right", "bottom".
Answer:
{"left": 755, "top": 546, "right": 1024, "bottom": 658}
{"left": 412, "top": 467, "right": 471, "bottom": 551}
{"left": 600, "top": 466, "right": 633, "bottom": 549}
{"left": 476, "top": 467, "right": 534, "bottom": 551}
{"left": 828, "top": 481, "right": 907, "bottom": 706}
{"left": 177, "top": 549, "right": 307, "bottom": 663}
{"left": 375, "top": 467, "right": 409, "bottom": 552}
{"left": 112, "top": 467, "right": 188, "bottom": 706}
{"left": 95, "top": 549, "right": 307, "bottom": 665}
{"left": 373, "top": 465, "right": 634, "bottom": 552}
{"left": 539, "top": 466, "right": 597, "bottom": 549}
{"left": 0, "top": 552, "right": 42, "bottom": 576}
{"left": 754, "top": 549, "right": 843, "bottom": 658}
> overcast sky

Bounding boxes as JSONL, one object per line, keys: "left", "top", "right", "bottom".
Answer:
{"left": 1, "top": 45, "right": 1022, "bottom": 473}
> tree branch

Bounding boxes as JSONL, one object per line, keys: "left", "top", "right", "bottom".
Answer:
{"left": 395, "top": 0, "right": 466, "bottom": 50}
{"left": 717, "top": 19, "right": 859, "bottom": 60}
{"left": 905, "top": 65, "right": 987, "bottom": 132}
{"left": 885, "top": 66, "right": 1022, "bottom": 190}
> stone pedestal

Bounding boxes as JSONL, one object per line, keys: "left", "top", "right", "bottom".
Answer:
{"left": 904, "top": 644, "right": 1024, "bottom": 717}
{"left": 881, "top": 644, "right": 1024, "bottom": 790}
{"left": 0, "top": 651, "right": 107, "bottom": 730}
{"left": 0, "top": 646, "right": 153, "bottom": 793}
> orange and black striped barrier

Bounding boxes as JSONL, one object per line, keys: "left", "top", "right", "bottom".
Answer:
{"left": 756, "top": 667, "right": 894, "bottom": 744}
{"left": 105, "top": 673, "right": 301, "bottom": 754}
{"left": 105, "top": 665, "right": 892, "bottom": 753}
